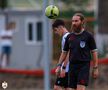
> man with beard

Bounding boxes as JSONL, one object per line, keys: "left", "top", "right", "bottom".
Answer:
{"left": 56, "top": 13, "right": 99, "bottom": 90}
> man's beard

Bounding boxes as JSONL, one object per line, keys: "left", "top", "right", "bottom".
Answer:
{"left": 72, "top": 25, "right": 82, "bottom": 33}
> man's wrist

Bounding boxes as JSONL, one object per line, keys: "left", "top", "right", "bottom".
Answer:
{"left": 62, "top": 66, "right": 66, "bottom": 69}
{"left": 57, "top": 63, "right": 62, "bottom": 67}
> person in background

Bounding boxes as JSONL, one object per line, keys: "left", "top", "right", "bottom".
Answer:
{"left": 52, "top": 19, "right": 70, "bottom": 90}
{"left": 0, "top": 22, "right": 16, "bottom": 68}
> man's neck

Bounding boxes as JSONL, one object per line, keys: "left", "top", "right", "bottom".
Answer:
{"left": 73, "top": 28, "right": 84, "bottom": 35}
{"left": 62, "top": 28, "right": 68, "bottom": 35}
{"left": 63, "top": 31, "right": 68, "bottom": 36}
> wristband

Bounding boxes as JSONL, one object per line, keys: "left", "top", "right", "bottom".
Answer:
{"left": 57, "top": 63, "right": 62, "bottom": 67}
{"left": 62, "top": 66, "right": 66, "bottom": 69}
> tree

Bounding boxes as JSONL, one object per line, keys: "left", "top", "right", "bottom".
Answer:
{"left": 60, "top": 0, "right": 89, "bottom": 5}
{"left": 0, "top": 0, "right": 7, "bottom": 9}
{"left": 60, "top": 0, "right": 90, "bottom": 11}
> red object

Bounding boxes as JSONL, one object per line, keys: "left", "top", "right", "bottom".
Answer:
{"left": 0, "top": 58, "right": 108, "bottom": 77}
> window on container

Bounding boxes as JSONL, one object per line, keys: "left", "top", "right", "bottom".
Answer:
{"left": 36, "top": 22, "right": 43, "bottom": 41}
{"left": 28, "top": 23, "right": 33, "bottom": 41}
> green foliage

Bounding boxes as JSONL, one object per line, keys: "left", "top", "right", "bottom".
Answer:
{"left": 59, "top": 10, "right": 94, "bottom": 18}
{"left": 0, "top": 0, "right": 7, "bottom": 9}
{"left": 60, "top": 0, "right": 89, "bottom": 5}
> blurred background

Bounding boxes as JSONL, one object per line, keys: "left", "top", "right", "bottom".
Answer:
{"left": 0, "top": 0, "right": 108, "bottom": 90}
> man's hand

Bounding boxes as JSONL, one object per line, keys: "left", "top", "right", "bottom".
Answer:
{"left": 60, "top": 69, "right": 66, "bottom": 78}
{"left": 55, "top": 66, "right": 61, "bottom": 77}
{"left": 92, "top": 67, "right": 99, "bottom": 79}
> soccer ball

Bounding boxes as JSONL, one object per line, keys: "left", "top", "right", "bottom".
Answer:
{"left": 45, "top": 5, "right": 59, "bottom": 19}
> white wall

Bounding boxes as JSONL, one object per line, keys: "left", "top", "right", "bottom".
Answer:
{"left": 95, "top": 34, "right": 108, "bottom": 54}
{"left": 0, "top": 15, "right": 5, "bottom": 54}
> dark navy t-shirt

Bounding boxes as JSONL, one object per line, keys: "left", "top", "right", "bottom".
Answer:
{"left": 63, "top": 30, "right": 97, "bottom": 63}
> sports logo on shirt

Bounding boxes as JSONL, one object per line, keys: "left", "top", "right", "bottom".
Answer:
{"left": 80, "top": 41, "right": 86, "bottom": 48}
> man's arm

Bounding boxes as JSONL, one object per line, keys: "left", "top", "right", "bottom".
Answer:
{"left": 59, "top": 51, "right": 69, "bottom": 77}
{"left": 55, "top": 51, "right": 68, "bottom": 76}
{"left": 61, "top": 51, "right": 69, "bottom": 68}
{"left": 92, "top": 51, "right": 98, "bottom": 67}
{"left": 91, "top": 51, "right": 99, "bottom": 79}
{"left": 57, "top": 51, "right": 68, "bottom": 66}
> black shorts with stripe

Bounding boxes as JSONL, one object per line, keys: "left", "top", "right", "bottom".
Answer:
{"left": 68, "top": 61, "right": 90, "bottom": 89}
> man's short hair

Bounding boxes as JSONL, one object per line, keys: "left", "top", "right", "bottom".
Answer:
{"left": 74, "top": 13, "right": 85, "bottom": 21}
{"left": 52, "top": 19, "right": 65, "bottom": 29}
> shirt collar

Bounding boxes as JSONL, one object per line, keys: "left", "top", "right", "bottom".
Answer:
{"left": 73, "top": 29, "right": 85, "bottom": 35}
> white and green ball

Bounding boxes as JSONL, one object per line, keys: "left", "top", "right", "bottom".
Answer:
{"left": 45, "top": 5, "right": 59, "bottom": 19}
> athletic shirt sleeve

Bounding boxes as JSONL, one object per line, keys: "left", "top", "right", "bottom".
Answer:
{"left": 88, "top": 34, "right": 97, "bottom": 52}
{"left": 61, "top": 33, "right": 70, "bottom": 72}
{"left": 63, "top": 33, "right": 70, "bottom": 52}
{"left": 62, "top": 33, "right": 69, "bottom": 51}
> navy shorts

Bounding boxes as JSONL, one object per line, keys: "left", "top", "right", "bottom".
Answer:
{"left": 68, "top": 61, "right": 90, "bottom": 89}
{"left": 55, "top": 72, "right": 69, "bottom": 88}
{"left": 2, "top": 46, "right": 11, "bottom": 55}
